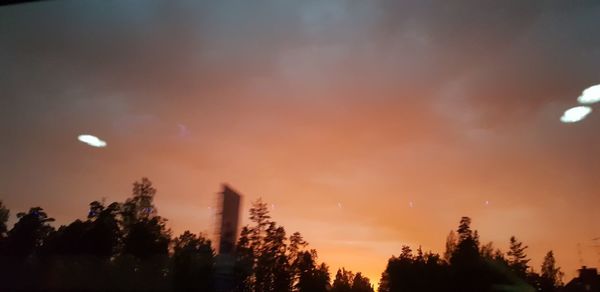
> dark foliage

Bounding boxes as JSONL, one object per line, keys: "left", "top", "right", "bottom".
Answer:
{"left": 0, "top": 180, "right": 565, "bottom": 292}
{"left": 378, "top": 217, "right": 564, "bottom": 292}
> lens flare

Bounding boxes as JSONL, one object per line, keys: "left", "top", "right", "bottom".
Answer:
{"left": 560, "top": 106, "right": 592, "bottom": 123}
{"left": 577, "top": 84, "right": 600, "bottom": 104}
{"left": 78, "top": 134, "right": 107, "bottom": 147}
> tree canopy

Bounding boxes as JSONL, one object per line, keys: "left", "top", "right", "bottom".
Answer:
{"left": 0, "top": 180, "right": 566, "bottom": 292}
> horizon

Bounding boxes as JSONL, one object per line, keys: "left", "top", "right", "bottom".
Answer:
{"left": 2, "top": 1, "right": 600, "bottom": 289}
{"left": 1, "top": 179, "right": 597, "bottom": 286}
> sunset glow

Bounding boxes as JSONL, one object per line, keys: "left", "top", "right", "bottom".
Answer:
{"left": 2, "top": 1, "right": 600, "bottom": 288}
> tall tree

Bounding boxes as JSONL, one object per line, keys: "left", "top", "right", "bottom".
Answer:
{"left": 121, "top": 177, "right": 157, "bottom": 229}
{"left": 539, "top": 250, "right": 563, "bottom": 291}
{"left": 237, "top": 199, "right": 293, "bottom": 292}
{"left": 263, "top": 223, "right": 291, "bottom": 292}
{"left": 116, "top": 178, "right": 171, "bottom": 291}
{"left": 507, "top": 236, "right": 530, "bottom": 278}
{"left": 450, "top": 217, "right": 485, "bottom": 292}
{"left": 451, "top": 217, "right": 480, "bottom": 268}
{"left": 120, "top": 178, "right": 170, "bottom": 259}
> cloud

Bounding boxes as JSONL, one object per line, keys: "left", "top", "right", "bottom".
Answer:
{"left": 2, "top": 0, "right": 600, "bottom": 281}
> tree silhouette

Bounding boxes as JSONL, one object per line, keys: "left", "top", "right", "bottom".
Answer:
{"left": 451, "top": 217, "right": 488, "bottom": 292}
{"left": 4, "top": 207, "right": 55, "bottom": 257}
{"left": 233, "top": 198, "right": 337, "bottom": 292}
{"left": 378, "top": 245, "right": 447, "bottom": 292}
{"left": 84, "top": 201, "right": 121, "bottom": 258}
{"left": 0, "top": 207, "right": 55, "bottom": 290}
{"left": 352, "top": 272, "right": 375, "bottom": 292}
{"left": 443, "top": 230, "right": 457, "bottom": 263}
{"left": 539, "top": 250, "right": 563, "bottom": 291}
{"left": 294, "top": 250, "right": 330, "bottom": 292}
{"left": 234, "top": 226, "right": 255, "bottom": 291}
{"left": 452, "top": 217, "right": 480, "bottom": 266}
{"left": 0, "top": 180, "right": 571, "bottom": 292}
{"left": 507, "top": 236, "right": 530, "bottom": 278}
{"left": 122, "top": 177, "right": 158, "bottom": 229}
{"left": 235, "top": 199, "right": 296, "bottom": 292}
{"left": 332, "top": 268, "right": 354, "bottom": 292}
{"left": 120, "top": 178, "right": 170, "bottom": 260}
{"left": 263, "top": 222, "right": 291, "bottom": 292}
{"left": 172, "top": 231, "right": 215, "bottom": 291}
{"left": 332, "top": 268, "right": 374, "bottom": 292}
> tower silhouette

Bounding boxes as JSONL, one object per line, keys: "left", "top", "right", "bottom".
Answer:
{"left": 215, "top": 184, "right": 242, "bottom": 292}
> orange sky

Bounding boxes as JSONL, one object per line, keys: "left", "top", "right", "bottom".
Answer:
{"left": 2, "top": 1, "right": 600, "bottom": 285}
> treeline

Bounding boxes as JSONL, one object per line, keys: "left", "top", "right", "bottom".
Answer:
{"left": 0, "top": 178, "right": 374, "bottom": 291}
{"left": 0, "top": 178, "right": 564, "bottom": 291}
{"left": 378, "top": 217, "right": 564, "bottom": 292}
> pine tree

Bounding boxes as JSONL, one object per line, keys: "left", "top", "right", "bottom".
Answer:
{"left": 451, "top": 217, "right": 480, "bottom": 268}
{"left": 540, "top": 250, "right": 563, "bottom": 291}
{"left": 507, "top": 236, "right": 530, "bottom": 278}
{"left": 239, "top": 199, "right": 293, "bottom": 292}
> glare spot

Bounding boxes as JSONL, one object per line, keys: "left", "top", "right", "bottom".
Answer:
{"left": 271, "top": 204, "right": 276, "bottom": 210}
{"left": 485, "top": 200, "right": 490, "bottom": 206}
{"left": 78, "top": 134, "right": 107, "bottom": 147}
{"left": 408, "top": 201, "right": 414, "bottom": 208}
{"left": 578, "top": 84, "right": 600, "bottom": 104}
{"left": 560, "top": 106, "right": 592, "bottom": 123}
{"left": 337, "top": 202, "right": 342, "bottom": 209}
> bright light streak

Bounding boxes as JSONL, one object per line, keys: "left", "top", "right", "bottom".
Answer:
{"left": 578, "top": 84, "right": 600, "bottom": 104}
{"left": 78, "top": 134, "right": 107, "bottom": 147}
{"left": 560, "top": 106, "right": 592, "bottom": 123}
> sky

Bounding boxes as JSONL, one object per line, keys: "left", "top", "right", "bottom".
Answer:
{"left": 1, "top": 0, "right": 600, "bottom": 284}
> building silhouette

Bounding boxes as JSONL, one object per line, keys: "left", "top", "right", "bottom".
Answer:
{"left": 215, "top": 184, "right": 242, "bottom": 292}
{"left": 564, "top": 266, "right": 600, "bottom": 292}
